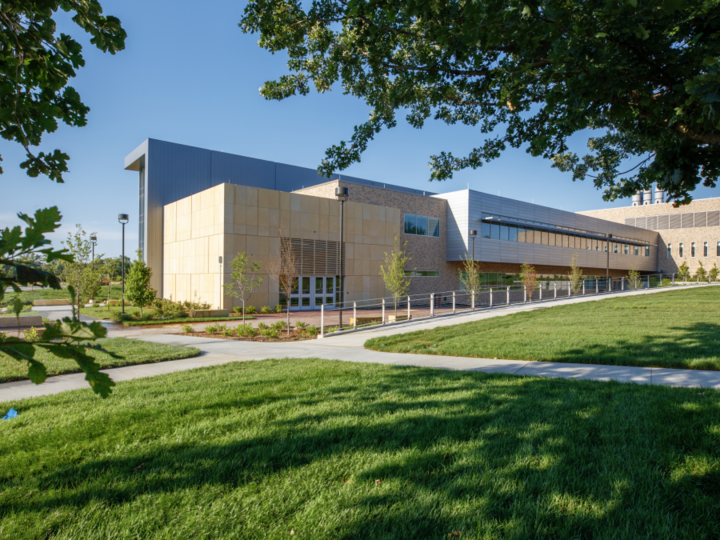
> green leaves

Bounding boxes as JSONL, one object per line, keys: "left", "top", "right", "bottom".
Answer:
{"left": 241, "top": 0, "right": 720, "bottom": 203}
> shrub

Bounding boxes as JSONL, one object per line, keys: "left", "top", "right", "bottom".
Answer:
{"left": 110, "top": 311, "right": 134, "bottom": 323}
{"left": 260, "top": 305, "right": 272, "bottom": 314}
{"left": 275, "top": 304, "right": 283, "bottom": 313}
{"left": 306, "top": 325, "right": 319, "bottom": 336}
{"left": 141, "top": 312, "right": 155, "bottom": 321}
{"left": 296, "top": 321, "right": 307, "bottom": 330}
{"left": 205, "top": 323, "right": 228, "bottom": 335}
{"left": 661, "top": 278, "right": 672, "bottom": 287}
{"left": 152, "top": 298, "right": 189, "bottom": 318}
{"left": 233, "top": 306, "right": 243, "bottom": 314}
{"left": 235, "top": 323, "right": 258, "bottom": 338}
{"left": 257, "top": 322, "right": 268, "bottom": 330}
{"left": 245, "top": 305, "right": 257, "bottom": 314}
{"left": 182, "top": 325, "right": 194, "bottom": 333}
{"left": 221, "top": 328, "right": 235, "bottom": 337}
{"left": 273, "top": 320, "right": 288, "bottom": 330}
{"left": 261, "top": 327, "right": 280, "bottom": 339}
{"left": 24, "top": 326, "right": 41, "bottom": 342}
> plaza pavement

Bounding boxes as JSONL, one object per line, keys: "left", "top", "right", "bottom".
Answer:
{"left": 2, "top": 283, "right": 719, "bottom": 403}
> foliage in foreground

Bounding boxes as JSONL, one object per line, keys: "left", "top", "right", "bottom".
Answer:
{"left": 366, "top": 287, "right": 720, "bottom": 370}
{"left": 0, "top": 338, "right": 200, "bottom": 383}
{"left": 241, "top": 0, "right": 720, "bottom": 203}
{"left": 1, "top": 359, "right": 719, "bottom": 539}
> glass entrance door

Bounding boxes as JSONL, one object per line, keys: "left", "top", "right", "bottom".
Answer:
{"left": 290, "top": 276, "right": 336, "bottom": 310}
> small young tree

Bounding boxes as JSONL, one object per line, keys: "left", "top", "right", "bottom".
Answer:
{"left": 458, "top": 253, "right": 481, "bottom": 306}
{"left": 567, "top": 254, "right": 583, "bottom": 294}
{"left": 628, "top": 268, "right": 641, "bottom": 290}
{"left": 267, "top": 235, "right": 298, "bottom": 334}
{"left": 520, "top": 263, "right": 538, "bottom": 301}
{"left": 380, "top": 237, "right": 412, "bottom": 317}
{"left": 224, "top": 252, "right": 263, "bottom": 321}
{"left": 710, "top": 263, "right": 719, "bottom": 283}
{"left": 60, "top": 225, "right": 103, "bottom": 319}
{"left": 677, "top": 260, "right": 690, "bottom": 282}
{"left": 125, "top": 250, "right": 156, "bottom": 317}
{"left": 696, "top": 260, "right": 708, "bottom": 282}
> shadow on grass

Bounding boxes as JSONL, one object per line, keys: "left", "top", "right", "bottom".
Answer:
{"left": 3, "top": 361, "right": 720, "bottom": 538}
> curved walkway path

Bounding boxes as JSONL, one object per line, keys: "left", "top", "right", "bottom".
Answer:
{"left": 2, "top": 284, "right": 719, "bottom": 403}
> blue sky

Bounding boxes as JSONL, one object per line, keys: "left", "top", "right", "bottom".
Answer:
{"left": 3, "top": 0, "right": 718, "bottom": 257}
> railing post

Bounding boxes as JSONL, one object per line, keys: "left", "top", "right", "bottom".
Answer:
{"left": 382, "top": 298, "right": 385, "bottom": 324}
{"left": 507, "top": 286, "right": 510, "bottom": 305}
{"left": 353, "top": 301, "right": 357, "bottom": 330}
{"left": 595, "top": 279, "right": 599, "bottom": 294}
{"left": 648, "top": 275, "right": 651, "bottom": 289}
{"left": 320, "top": 304, "right": 324, "bottom": 337}
{"left": 539, "top": 285, "right": 543, "bottom": 301}
{"left": 407, "top": 295, "right": 411, "bottom": 320}
{"left": 430, "top": 293, "right": 434, "bottom": 317}
{"left": 582, "top": 280, "right": 585, "bottom": 295}
{"left": 471, "top": 290, "right": 475, "bottom": 311}
{"left": 524, "top": 285, "right": 527, "bottom": 303}
{"left": 672, "top": 274, "right": 675, "bottom": 286}
{"left": 568, "top": 282, "right": 571, "bottom": 297}
{"left": 554, "top": 282, "right": 557, "bottom": 299}
{"left": 452, "top": 291, "right": 456, "bottom": 314}
{"left": 621, "top": 277, "right": 625, "bottom": 291}
{"left": 489, "top": 288, "right": 493, "bottom": 308}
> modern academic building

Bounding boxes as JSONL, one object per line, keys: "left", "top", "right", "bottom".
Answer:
{"left": 125, "top": 139, "right": 720, "bottom": 310}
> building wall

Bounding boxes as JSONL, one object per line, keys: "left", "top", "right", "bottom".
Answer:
{"left": 579, "top": 199, "right": 720, "bottom": 275}
{"left": 163, "top": 183, "right": 401, "bottom": 309}
{"left": 297, "top": 181, "right": 454, "bottom": 295}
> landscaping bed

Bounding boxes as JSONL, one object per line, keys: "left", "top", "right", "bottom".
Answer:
{"left": 80, "top": 305, "right": 255, "bottom": 326}
{"left": 366, "top": 287, "right": 720, "bottom": 370}
{"left": 1, "top": 359, "right": 719, "bottom": 538}
{"left": 184, "top": 321, "right": 319, "bottom": 341}
{"left": 185, "top": 327, "right": 317, "bottom": 341}
{"left": 0, "top": 338, "right": 201, "bottom": 383}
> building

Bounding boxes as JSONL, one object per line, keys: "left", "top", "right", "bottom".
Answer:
{"left": 125, "top": 139, "right": 714, "bottom": 311}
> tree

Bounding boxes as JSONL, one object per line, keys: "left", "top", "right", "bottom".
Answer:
{"left": 696, "top": 260, "right": 708, "bottom": 282}
{"left": 380, "top": 237, "right": 412, "bottom": 318}
{"left": 1, "top": 0, "right": 126, "bottom": 182}
{"left": 0, "top": 209, "right": 113, "bottom": 397}
{"left": 628, "top": 268, "right": 641, "bottom": 290}
{"left": 241, "top": 0, "right": 719, "bottom": 204}
{"left": 710, "top": 263, "right": 719, "bottom": 283}
{"left": 458, "top": 253, "right": 481, "bottom": 307}
{"left": 267, "top": 234, "right": 298, "bottom": 334}
{"left": 520, "top": 263, "right": 538, "bottom": 301}
{"left": 567, "top": 254, "right": 583, "bottom": 294}
{"left": 678, "top": 260, "right": 691, "bottom": 282}
{"left": 125, "top": 251, "right": 156, "bottom": 318}
{"left": 224, "top": 252, "right": 264, "bottom": 321}
{"left": 59, "top": 225, "right": 102, "bottom": 319}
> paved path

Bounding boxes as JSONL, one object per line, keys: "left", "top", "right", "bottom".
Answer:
{"left": 2, "top": 284, "right": 718, "bottom": 403}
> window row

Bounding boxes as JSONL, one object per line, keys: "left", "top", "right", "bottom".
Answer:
{"left": 480, "top": 222, "right": 650, "bottom": 257}
{"left": 482, "top": 214, "right": 638, "bottom": 243}
{"left": 404, "top": 214, "right": 440, "bottom": 237}
{"left": 667, "top": 241, "right": 720, "bottom": 258}
{"left": 403, "top": 270, "right": 440, "bottom": 277}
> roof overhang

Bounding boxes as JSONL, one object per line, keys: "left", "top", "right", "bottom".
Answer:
{"left": 124, "top": 139, "right": 148, "bottom": 172}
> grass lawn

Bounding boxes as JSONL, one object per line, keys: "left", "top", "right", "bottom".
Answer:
{"left": 0, "top": 338, "right": 201, "bottom": 383}
{"left": 1, "top": 359, "right": 719, "bottom": 539}
{"left": 366, "top": 287, "right": 720, "bottom": 371}
{"left": 0, "top": 311, "right": 40, "bottom": 318}
{"left": 80, "top": 306, "right": 254, "bottom": 325}
{"left": 3, "top": 284, "right": 124, "bottom": 307}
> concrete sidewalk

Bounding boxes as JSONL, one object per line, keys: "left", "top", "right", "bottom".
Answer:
{"left": 1, "top": 283, "right": 718, "bottom": 403}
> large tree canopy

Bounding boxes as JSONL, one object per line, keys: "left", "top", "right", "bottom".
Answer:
{"left": 0, "top": 0, "right": 126, "bottom": 182}
{"left": 241, "top": 0, "right": 720, "bottom": 204}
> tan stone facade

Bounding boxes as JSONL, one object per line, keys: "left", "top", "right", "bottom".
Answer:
{"left": 163, "top": 183, "right": 401, "bottom": 309}
{"left": 296, "top": 181, "right": 455, "bottom": 294}
{"left": 579, "top": 198, "right": 720, "bottom": 276}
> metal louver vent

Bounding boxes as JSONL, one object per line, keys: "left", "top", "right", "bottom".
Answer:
{"left": 285, "top": 237, "right": 345, "bottom": 276}
{"left": 635, "top": 217, "right": 647, "bottom": 229}
{"left": 646, "top": 216, "right": 658, "bottom": 230}
{"left": 624, "top": 217, "right": 635, "bottom": 226}
{"left": 670, "top": 214, "right": 681, "bottom": 229}
{"left": 681, "top": 213, "right": 694, "bottom": 228}
{"left": 695, "top": 212, "right": 707, "bottom": 228}
{"left": 707, "top": 211, "right": 720, "bottom": 227}
{"left": 657, "top": 215, "right": 669, "bottom": 230}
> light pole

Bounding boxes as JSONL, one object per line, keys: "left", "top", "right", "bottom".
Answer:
{"left": 335, "top": 187, "right": 349, "bottom": 328}
{"left": 469, "top": 230, "right": 477, "bottom": 305}
{"left": 118, "top": 214, "right": 129, "bottom": 314}
{"left": 90, "top": 235, "right": 97, "bottom": 265}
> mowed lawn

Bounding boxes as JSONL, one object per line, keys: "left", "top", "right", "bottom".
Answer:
{"left": 366, "top": 287, "right": 720, "bottom": 370}
{"left": 1, "top": 359, "right": 720, "bottom": 539}
{"left": 0, "top": 338, "right": 201, "bottom": 383}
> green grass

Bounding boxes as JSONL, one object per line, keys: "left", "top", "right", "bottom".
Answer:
{"left": 122, "top": 315, "right": 255, "bottom": 326}
{"left": 80, "top": 306, "right": 254, "bottom": 325}
{"left": 1, "top": 359, "right": 719, "bottom": 539}
{"left": 366, "top": 287, "right": 720, "bottom": 370}
{"left": 3, "top": 284, "right": 124, "bottom": 307}
{"left": 0, "top": 311, "right": 40, "bottom": 318}
{"left": 0, "top": 338, "right": 201, "bottom": 383}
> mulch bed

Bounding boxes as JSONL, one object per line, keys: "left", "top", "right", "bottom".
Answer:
{"left": 184, "top": 328, "right": 318, "bottom": 342}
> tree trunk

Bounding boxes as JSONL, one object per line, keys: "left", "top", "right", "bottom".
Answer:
{"left": 242, "top": 299, "right": 245, "bottom": 323}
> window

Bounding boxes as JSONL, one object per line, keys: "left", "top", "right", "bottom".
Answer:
{"left": 481, "top": 222, "right": 491, "bottom": 238}
{"left": 404, "top": 270, "right": 440, "bottom": 277}
{"left": 404, "top": 213, "right": 440, "bottom": 237}
{"left": 624, "top": 245, "right": 629, "bottom": 255}
{"left": 704, "top": 242, "right": 708, "bottom": 257}
{"left": 614, "top": 244, "right": 618, "bottom": 254}
{"left": 667, "top": 243, "right": 672, "bottom": 258}
{"left": 691, "top": 242, "right": 696, "bottom": 257}
{"left": 491, "top": 224, "right": 500, "bottom": 240}
{"left": 645, "top": 246, "right": 650, "bottom": 257}
{"left": 634, "top": 246, "right": 639, "bottom": 256}
{"left": 500, "top": 225, "right": 509, "bottom": 241}
{"left": 718, "top": 241, "right": 720, "bottom": 257}
{"left": 679, "top": 243, "right": 684, "bottom": 257}
{"left": 508, "top": 227, "right": 518, "bottom": 242}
